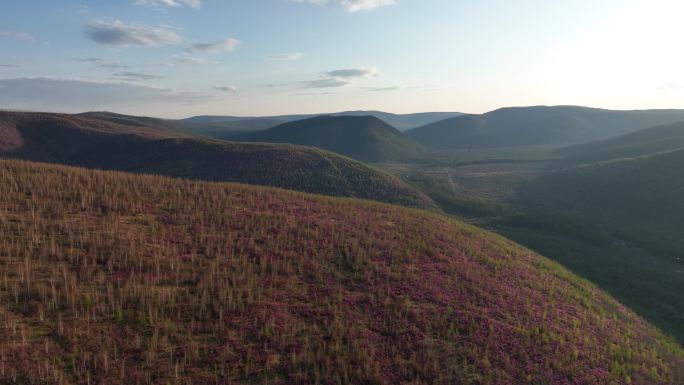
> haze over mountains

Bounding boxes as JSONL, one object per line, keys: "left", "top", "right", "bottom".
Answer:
{"left": 558, "top": 121, "right": 684, "bottom": 163}
{"left": 406, "top": 106, "right": 684, "bottom": 149}
{"left": 173, "top": 111, "right": 463, "bottom": 139}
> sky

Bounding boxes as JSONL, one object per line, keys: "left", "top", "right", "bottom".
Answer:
{"left": 0, "top": 0, "right": 683, "bottom": 118}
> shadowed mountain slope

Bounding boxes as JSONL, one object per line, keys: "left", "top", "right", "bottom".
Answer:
{"left": 244, "top": 115, "right": 425, "bottom": 162}
{"left": 558, "top": 121, "right": 684, "bottom": 163}
{"left": 175, "top": 110, "right": 463, "bottom": 136}
{"left": 0, "top": 159, "right": 681, "bottom": 384}
{"left": 521, "top": 148, "right": 684, "bottom": 258}
{"left": 0, "top": 111, "right": 435, "bottom": 209}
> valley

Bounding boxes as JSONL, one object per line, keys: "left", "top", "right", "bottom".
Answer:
{"left": 379, "top": 143, "right": 684, "bottom": 345}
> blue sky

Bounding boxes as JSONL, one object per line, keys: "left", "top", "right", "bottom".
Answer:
{"left": 0, "top": 0, "right": 683, "bottom": 117}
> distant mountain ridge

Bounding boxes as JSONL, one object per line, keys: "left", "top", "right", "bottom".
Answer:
{"left": 558, "top": 120, "right": 684, "bottom": 163}
{"left": 243, "top": 115, "right": 425, "bottom": 162}
{"left": 407, "top": 106, "right": 684, "bottom": 149}
{"left": 0, "top": 111, "right": 436, "bottom": 209}
{"left": 177, "top": 111, "right": 463, "bottom": 131}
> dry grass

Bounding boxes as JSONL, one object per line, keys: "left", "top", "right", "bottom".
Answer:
{"left": 0, "top": 160, "right": 681, "bottom": 384}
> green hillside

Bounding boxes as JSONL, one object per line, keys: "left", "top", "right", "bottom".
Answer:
{"left": 514, "top": 149, "right": 684, "bottom": 340}
{"left": 407, "top": 106, "right": 684, "bottom": 149}
{"left": 559, "top": 121, "right": 684, "bottom": 163}
{"left": 245, "top": 115, "right": 425, "bottom": 162}
{"left": 0, "top": 159, "right": 681, "bottom": 384}
{"left": 521, "top": 149, "right": 684, "bottom": 258}
{"left": 0, "top": 111, "right": 435, "bottom": 210}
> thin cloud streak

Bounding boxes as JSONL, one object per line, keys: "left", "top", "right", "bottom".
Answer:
{"left": 268, "top": 53, "right": 304, "bottom": 61}
{"left": 187, "top": 38, "right": 240, "bottom": 54}
{"left": 133, "top": 0, "right": 201, "bottom": 8}
{"left": 213, "top": 84, "right": 238, "bottom": 92}
{"left": 0, "top": 31, "right": 37, "bottom": 44}
{"left": 112, "top": 72, "right": 165, "bottom": 81}
{"left": 301, "top": 67, "right": 380, "bottom": 89}
{"left": 85, "top": 19, "right": 182, "bottom": 47}
{"left": 73, "top": 58, "right": 128, "bottom": 69}
{"left": 293, "top": 0, "right": 395, "bottom": 13}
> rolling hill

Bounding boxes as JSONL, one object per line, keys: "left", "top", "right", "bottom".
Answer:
{"left": 558, "top": 121, "right": 684, "bottom": 163}
{"left": 0, "top": 111, "right": 435, "bottom": 209}
{"left": 244, "top": 115, "right": 425, "bottom": 162}
{"left": 175, "top": 110, "right": 463, "bottom": 136}
{"left": 407, "top": 106, "right": 684, "bottom": 149}
{"left": 1, "top": 159, "right": 682, "bottom": 384}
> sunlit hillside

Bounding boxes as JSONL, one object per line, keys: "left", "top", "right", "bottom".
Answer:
{"left": 0, "top": 160, "right": 681, "bottom": 384}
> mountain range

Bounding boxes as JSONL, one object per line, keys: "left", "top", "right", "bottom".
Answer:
{"left": 243, "top": 115, "right": 425, "bottom": 162}
{"left": 558, "top": 121, "right": 684, "bottom": 163}
{"left": 406, "top": 106, "right": 684, "bottom": 149}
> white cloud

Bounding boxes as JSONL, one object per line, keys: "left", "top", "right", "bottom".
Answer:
{"left": 112, "top": 72, "right": 165, "bottom": 81}
{"left": 187, "top": 38, "right": 240, "bottom": 54}
{"left": 133, "top": 0, "right": 201, "bottom": 8}
{"left": 301, "top": 67, "right": 380, "bottom": 88}
{"left": 297, "top": 91, "right": 336, "bottom": 96}
{"left": 301, "top": 78, "right": 351, "bottom": 88}
{"left": 0, "top": 31, "right": 37, "bottom": 44}
{"left": 324, "top": 67, "right": 378, "bottom": 78}
{"left": 173, "top": 54, "right": 207, "bottom": 64}
{"left": 268, "top": 53, "right": 304, "bottom": 61}
{"left": 85, "top": 19, "right": 182, "bottom": 47}
{"left": 293, "top": 0, "right": 395, "bottom": 12}
{"left": 213, "top": 84, "right": 238, "bottom": 92}
{"left": 363, "top": 86, "right": 401, "bottom": 92}
{"left": 74, "top": 57, "right": 128, "bottom": 69}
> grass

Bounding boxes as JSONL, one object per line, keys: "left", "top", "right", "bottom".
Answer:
{"left": 383, "top": 152, "right": 684, "bottom": 345}
{"left": 0, "top": 159, "right": 682, "bottom": 384}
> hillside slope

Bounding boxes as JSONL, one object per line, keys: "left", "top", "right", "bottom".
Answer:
{"left": 521, "top": 149, "right": 684, "bottom": 257}
{"left": 0, "top": 111, "right": 435, "bottom": 209}
{"left": 407, "top": 106, "right": 684, "bottom": 149}
{"left": 515, "top": 150, "right": 684, "bottom": 340}
{"left": 173, "top": 117, "right": 285, "bottom": 140}
{"left": 246, "top": 115, "right": 425, "bottom": 162}
{"left": 558, "top": 121, "right": 684, "bottom": 163}
{"left": 0, "top": 160, "right": 681, "bottom": 384}
{"left": 78, "top": 111, "right": 178, "bottom": 131}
